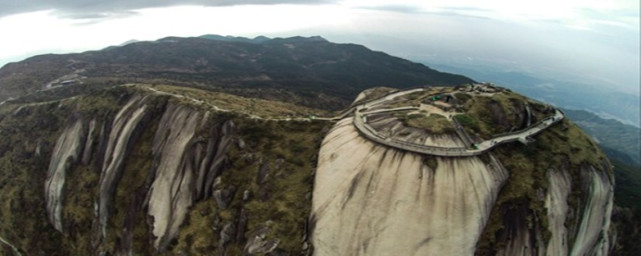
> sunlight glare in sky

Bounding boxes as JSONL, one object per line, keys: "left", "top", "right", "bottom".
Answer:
{"left": 0, "top": 4, "right": 352, "bottom": 62}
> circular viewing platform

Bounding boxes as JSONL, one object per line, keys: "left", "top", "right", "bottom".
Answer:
{"left": 350, "top": 84, "right": 564, "bottom": 157}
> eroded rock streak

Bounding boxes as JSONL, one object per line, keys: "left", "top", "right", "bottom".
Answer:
{"left": 311, "top": 118, "right": 509, "bottom": 255}
{"left": 570, "top": 166, "right": 614, "bottom": 256}
{"left": 495, "top": 165, "right": 614, "bottom": 256}
{"left": 45, "top": 120, "right": 86, "bottom": 232}
{"left": 546, "top": 169, "right": 572, "bottom": 256}
{"left": 98, "top": 95, "right": 150, "bottom": 237}
{"left": 147, "top": 104, "right": 202, "bottom": 249}
{"left": 147, "top": 104, "right": 236, "bottom": 250}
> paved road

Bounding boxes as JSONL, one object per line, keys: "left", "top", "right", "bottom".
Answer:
{"left": 361, "top": 106, "right": 419, "bottom": 115}
{"left": 351, "top": 88, "right": 564, "bottom": 157}
{"left": 466, "top": 109, "right": 563, "bottom": 154}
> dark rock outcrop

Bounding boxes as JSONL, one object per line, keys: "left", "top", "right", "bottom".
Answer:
{"left": 244, "top": 226, "right": 280, "bottom": 255}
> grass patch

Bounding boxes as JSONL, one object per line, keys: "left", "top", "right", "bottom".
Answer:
{"left": 453, "top": 114, "right": 480, "bottom": 132}
{"left": 454, "top": 92, "right": 472, "bottom": 104}
{"left": 403, "top": 113, "right": 454, "bottom": 134}
{"left": 139, "top": 84, "right": 329, "bottom": 119}
{"left": 351, "top": 87, "right": 396, "bottom": 105}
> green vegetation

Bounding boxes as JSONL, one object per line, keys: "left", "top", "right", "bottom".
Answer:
{"left": 456, "top": 88, "right": 616, "bottom": 254}
{"left": 166, "top": 118, "right": 327, "bottom": 255}
{"left": 147, "top": 84, "right": 329, "bottom": 118}
{"left": 475, "top": 116, "right": 610, "bottom": 254}
{"left": 0, "top": 84, "right": 330, "bottom": 255}
{"left": 460, "top": 96, "right": 497, "bottom": 138}
{"left": 455, "top": 91, "right": 554, "bottom": 140}
{"left": 612, "top": 207, "right": 641, "bottom": 255}
{"left": 453, "top": 114, "right": 480, "bottom": 132}
{"left": 0, "top": 96, "right": 80, "bottom": 255}
{"left": 612, "top": 158, "right": 641, "bottom": 208}
{"left": 351, "top": 87, "right": 396, "bottom": 106}
{"left": 403, "top": 113, "right": 454, "bottom": 134}
{"left": 564, "top": 108, "right": 640, "bottom": 165}
{"left": 454, "top": 92, "right": 471, "bottom": 104}
{"left": 0, "top": 86, "right": 172, "bottom": 255}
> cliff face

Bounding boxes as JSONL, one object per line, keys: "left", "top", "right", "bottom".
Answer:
{"left": 45, "top": 119, "right": 87, "bottom": 232}
{"left": 311, "top": 120, "right": 613, "bottom": 256}
{"left": 0, "top": 84, "right": 615, "bottom": 255}
{"left": 311, "top": 86, "right": 614, "bottom": 256}
{"left": 44, "top": 95, "right": 238, "bottom": 252}
{"left": 0, "top": 85, "right": 326, "bottom": 255}
{"left": 312, "top": 118, "right": 509, "bottom": 255}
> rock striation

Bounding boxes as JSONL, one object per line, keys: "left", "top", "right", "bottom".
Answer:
{"left": 98, "top": 95, "right": 150, "bottom": 239}
{"left": 570, "top": 166, "right": 614, "bottom": 256}
{"left": 30, "top": 84, "right": 618, "bottom": 255}
{"left": 45, "top": 119, "right": 87, "bottom": 232}
{"left": 311, "top": 118, "right": 509, "bottom": 255}
{"left": 310, "top": 87, "right": 615, "bottom": 256}
{"left": 43, "top": 94, "right": 238, "bottom": 253}
{"left": 147, "top": 104, "right": 235, "bottom": 250}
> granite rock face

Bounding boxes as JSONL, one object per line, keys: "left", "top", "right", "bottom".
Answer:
{"left": 310, "top": 86, "right": 614, "bottom": 255}
{"left": 98, "top": 95, "right": 150, "bottom": 239}
{"left": 311, "top": 118, "right": 509, "bottom": 255}
{"left": 309, "top": 87, "right": 615, "bottom": 256}
{"left": 33, "top": 85, "right": 616, "bottom": 255}
{"left": 147, "top": 104, "right": 203, "bottom": 249}
{"left": 312, "top": 118, "right": 614, "bottom": 256}
{"left": 43, "top": 95, "right": 239, "bottom": 253}
{"left": 491, "top": 165, "right": 614, "bottom": 256}
{"left": 45, "top": 119, "right": 86, "bottom": 232}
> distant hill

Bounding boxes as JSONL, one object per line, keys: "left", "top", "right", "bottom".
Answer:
{"left": 563, "top": 108, "right": 640, "bottom": 165}
{"left": 0, "top": 35, "right": 474, "bottom": 110}
{"left": 198, "top": 34, "right": 272, "bottom": 43}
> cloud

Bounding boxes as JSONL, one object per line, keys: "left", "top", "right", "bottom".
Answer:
{"left": 0, "top": 0, "right": 335, "bottom": 19}
{"left": 355, "top": 4, "right": 493, "bottom": 20}
{"left": 358, "top": 4, "right": 424, "bottom": 14}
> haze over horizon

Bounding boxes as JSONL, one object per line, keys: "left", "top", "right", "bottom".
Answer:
{"left": 0, "top": 0, "right": 638, "bottom": 97}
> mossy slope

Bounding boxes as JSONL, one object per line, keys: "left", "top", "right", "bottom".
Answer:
{"left": 0, "top": 84, "right": 329, "bottom": 255}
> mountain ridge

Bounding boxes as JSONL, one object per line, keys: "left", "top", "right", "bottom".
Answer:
{"left": 0, "top": 35, "right": 474, "bottom": 110}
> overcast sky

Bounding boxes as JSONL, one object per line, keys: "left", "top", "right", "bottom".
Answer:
{"left": 0, "top": 0, "right": 638, "bottom": 94}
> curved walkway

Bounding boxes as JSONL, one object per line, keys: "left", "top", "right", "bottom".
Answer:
{"left": 352, "top": 88, "right": 564, "bottom": 157}
{"left": 361, "top": 106, "right": 419, "bottom": 115}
